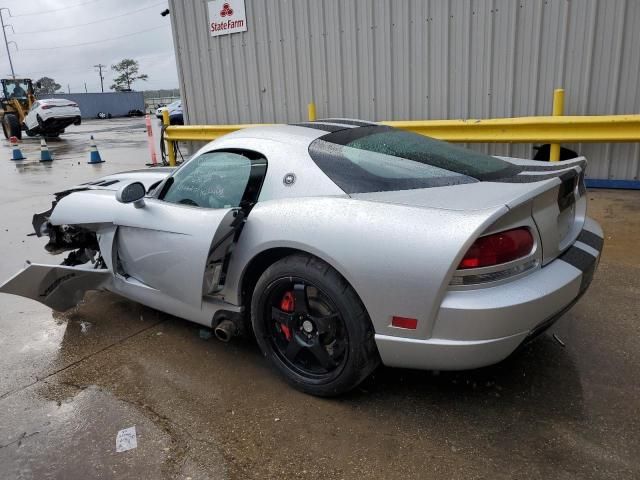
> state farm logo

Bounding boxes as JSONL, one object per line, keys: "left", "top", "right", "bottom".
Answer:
{"left": 208, "top": 0, "right": 247, "bottom": 37}
{"left": 220, "top": 3, "right": 234, "bottom": 17}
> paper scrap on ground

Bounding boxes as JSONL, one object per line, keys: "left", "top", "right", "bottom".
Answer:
{"left": 116, "top": 426, "right": 137, "bottom": 453}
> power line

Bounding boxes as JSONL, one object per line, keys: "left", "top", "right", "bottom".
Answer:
{"left": 20, "top": 66, "right": 93, "bottom": 77}
{"left": 14, "top": 52, "right": 173, "bottom": 77}
{"left": 12, "top": 2, "right": 166, "bottom": 35}
{"left": 19, "top": 25, "right": 168, "bottom": 51}
{"left": 8, "top": 0, "right": 103, "bottom": 18}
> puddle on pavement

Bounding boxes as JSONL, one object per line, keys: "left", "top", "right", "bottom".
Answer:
{"left": 0, "top": 384, "right": 224, "bottom": 479}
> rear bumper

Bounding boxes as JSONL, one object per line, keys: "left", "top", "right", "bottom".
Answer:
{"left": 375, "top": 217, "right": 603, "bottom": 370}
{"left": 40, "top": 115, "right": 81, "bottom": 131}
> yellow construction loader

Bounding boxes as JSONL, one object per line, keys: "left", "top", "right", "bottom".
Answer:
{"left": 1, "top": 78, "right": 36, "bottom": 140}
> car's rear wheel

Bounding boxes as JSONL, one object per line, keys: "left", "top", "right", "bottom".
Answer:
{"left": 251, "top": 254, "right": 379, "bottom": 396}
{"left": 3, "top": 113, "right": 21, "bottom": 140}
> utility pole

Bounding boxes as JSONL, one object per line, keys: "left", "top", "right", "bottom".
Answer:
{"left": 84, "top": 82, "right": 87, "bottom": 93}
{"left": 94, "top": 64, "right": 105, "bottom": 92}
{"left": 67, "top": 84, "right": 70, "bottom": 94}
{"left": 0, "top": 8, "right": 16, "bottom": 79}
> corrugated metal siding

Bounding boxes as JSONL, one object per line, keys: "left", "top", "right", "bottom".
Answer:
{"left": 169, "top": 0, "right": 640, "bottom": 181}
{"left": 45, "top": 92, "right": 144, "bottom": 118}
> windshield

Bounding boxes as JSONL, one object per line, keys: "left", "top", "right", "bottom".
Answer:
{"left": 3, "top": 80, "right": 29, "bottom": 99}
{"left": 308, "top": 126, "right": 521, "bottom": 194}
{"left": 161, "top": 151, "right": 252, "bottom": 209}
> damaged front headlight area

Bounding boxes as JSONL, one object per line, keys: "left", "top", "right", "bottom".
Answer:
{"left": 32, "top": 195, "right": 105, "bottom": 268}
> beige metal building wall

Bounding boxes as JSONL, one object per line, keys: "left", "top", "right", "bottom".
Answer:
{"left": 168, "top": 0, "right": 640, "bottom": 182}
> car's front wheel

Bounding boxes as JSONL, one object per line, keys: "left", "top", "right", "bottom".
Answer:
{"left": 251, "top": 254, "right": 379, "bottom": 396}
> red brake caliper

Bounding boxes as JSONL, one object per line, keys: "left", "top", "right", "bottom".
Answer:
{"left": 279, "top": 291, "right": 295, "bottom": 341}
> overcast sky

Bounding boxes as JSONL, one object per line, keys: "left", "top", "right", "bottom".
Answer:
{"left": 0, "top": 0, "right": 178, "bottom": 93}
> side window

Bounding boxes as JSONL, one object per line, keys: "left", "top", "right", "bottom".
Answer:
{"left": 161, "top": 151, "right": 264, "bottom": 209}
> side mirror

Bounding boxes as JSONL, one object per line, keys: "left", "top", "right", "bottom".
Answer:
{"left": 116, "top": 181, "right": 146, "bottom": 208}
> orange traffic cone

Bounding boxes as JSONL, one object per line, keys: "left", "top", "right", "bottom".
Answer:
{"left": 10, "top": 136, "right": 25, "bottom": 160}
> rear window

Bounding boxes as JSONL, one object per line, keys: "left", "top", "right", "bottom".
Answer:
{"left": 308, "top": 126, "right": 520, "bottom": 194}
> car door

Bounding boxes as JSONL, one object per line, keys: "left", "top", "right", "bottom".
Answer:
{"left": 114, "top": 149, "right": 267, "bottom": 309}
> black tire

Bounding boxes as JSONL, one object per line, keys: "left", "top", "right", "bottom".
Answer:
{"left": 3, "top": 113, "right": 21, "bottom": 140}
{"left": 251, "top": 254, "right": 379, "bottom": 396}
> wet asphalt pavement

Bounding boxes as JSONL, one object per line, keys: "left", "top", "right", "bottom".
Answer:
{"left": 0, "top": 119, "right": 639, "bottom": 479}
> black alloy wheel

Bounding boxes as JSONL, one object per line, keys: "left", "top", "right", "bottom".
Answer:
{"left": 251, "top": 254, "right": 379, "bottom": 396}
{"left": 266, "top": 278, "right": 348, "bottom": 381}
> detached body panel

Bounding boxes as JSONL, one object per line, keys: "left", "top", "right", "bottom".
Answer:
{"left": 1, "top": 264, "right": 110, "bottom": 312}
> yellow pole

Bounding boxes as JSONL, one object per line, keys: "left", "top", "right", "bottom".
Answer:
{"left": 308, "top": 102, "right": 316, "bottom": 121}
{"left": 162, "top": 109, "right": 176, "bottom": 167}
{"left": 549, "top": 88, "right": 565, "bottom": 161}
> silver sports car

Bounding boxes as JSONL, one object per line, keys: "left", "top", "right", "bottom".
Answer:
{"left": 1, "top": 119, "right": 603, "bottom": 396}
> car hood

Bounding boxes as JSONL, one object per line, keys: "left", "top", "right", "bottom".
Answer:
{"left": 62, "top": 167, "right": 175, "bottom": 194}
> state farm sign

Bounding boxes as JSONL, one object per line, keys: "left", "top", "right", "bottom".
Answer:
{"left": 208, "top": 0, "right": 247, "bottom": 37}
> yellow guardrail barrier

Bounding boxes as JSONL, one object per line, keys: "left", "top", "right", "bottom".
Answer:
{"left": 549, "top": 88, "right": 565, "bottom": 161}
{"left": 162, "top": 99, "right": 640, "bottom": 167}
{"left": 381, "top": 115, "right": 640, "bottom": 143}
{"left": 308, "top": 102, "right": 317, "bottom": 122}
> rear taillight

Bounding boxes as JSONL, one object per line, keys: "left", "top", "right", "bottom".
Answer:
{"left": 458, "top": 227, "right": 534, "bottom": 269}
{"left": 41, "top": 105, "right": 52, "bottom": 109}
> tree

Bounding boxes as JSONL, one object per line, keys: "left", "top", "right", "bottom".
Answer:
{"left": 34, "top": 77, "right": 61, "bottom": 95}
{"left": 110, "top": 59, "right": 148, "bottom": 91}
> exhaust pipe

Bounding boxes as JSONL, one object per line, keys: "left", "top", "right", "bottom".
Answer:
{"left": 214, "top": 319, "right": 237, "bottom": 343}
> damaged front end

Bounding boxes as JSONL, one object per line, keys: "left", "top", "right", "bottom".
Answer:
{"left": 2, "top": 168, "right": 174, "bottom": 311}
{"left": 0, "top": 189, "right": 111, "bottom": 311}
{"left": 32, "top": 190, "right": 105, "bottom": 267}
